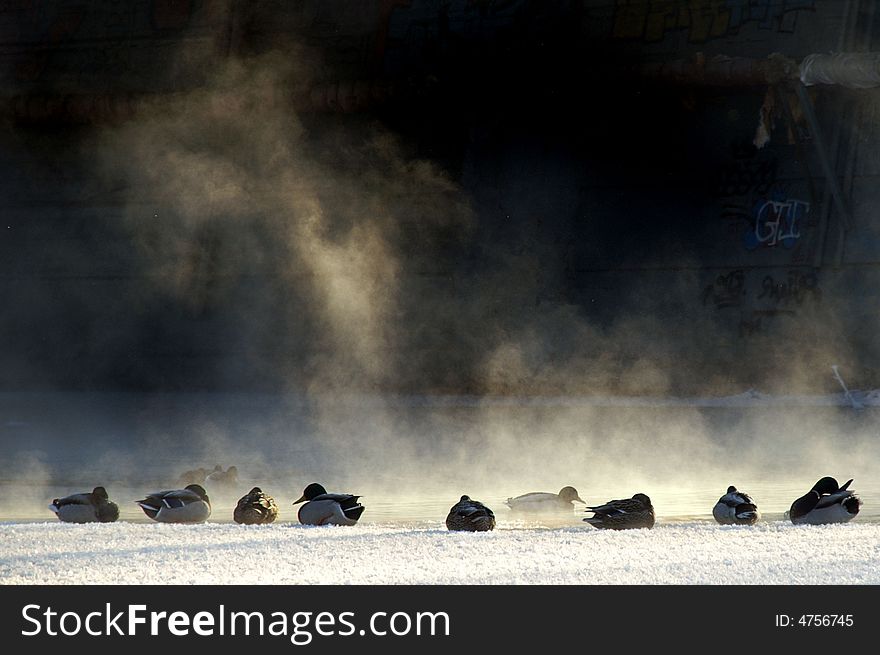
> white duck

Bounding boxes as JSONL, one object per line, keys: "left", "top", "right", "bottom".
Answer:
{"left": 506, "top": 486, "right": 586, "bottom": 512}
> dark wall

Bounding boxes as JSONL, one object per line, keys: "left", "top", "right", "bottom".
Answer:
{"left": 2, "top": 1, "right": 879, "bottom": 394}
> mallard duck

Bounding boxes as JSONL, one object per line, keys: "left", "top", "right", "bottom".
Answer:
{"left": 506, "top": 486, "right": 586, "bottom": 512}
{"left": 446, "top": 495, "right": 496, "bottom": 532}
{"left": 712, "top": 485, "right": 760, "bottom": 525}
{"left": 789, "top": 477, "right": 861, "bottom": 525}
{"left": 136, "top": 484, "right": 212, "bottom": 523}
{"left": 584, "top": 493, "right": 654, "bottom": 530}
{"left": 293, "top": 483, "right": 365, "bottom": 526}
{"left": 234, "top": 486, "right": 279, "bottom": 525}
{"left": 49, "top": 486, "right": 119, "bottom": 523}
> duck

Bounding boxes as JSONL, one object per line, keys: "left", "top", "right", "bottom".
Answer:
{"left": 293, "top": 483, "right": 365, "bottom": 526}
{"left": 49, "top": 486, "right": 119, "bottom": 523}
{"left": 446, "top": 495, "right": 496, "bottom": 532}
{"left": 712, "top": 485, "right": 760, "bottom": 525}
{"left": 234, "top": 486, "right": 279, "bottom": 525}
{"left": 136, "top": 484, "right": 212, "bottom": 523}
{"left": 506, "top": 486, "right": 586, "bottom": 512}
{"left": 584, "top": 493, "right": 654, "bottom": 530}
{"left": 789, "top": 477, "right": 861, "bottom": 525}
{"left": 208, "top": 465, "right": 239, "bottom": 486}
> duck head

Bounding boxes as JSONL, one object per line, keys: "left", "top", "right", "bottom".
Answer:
{"left": 632, "top": 493, "right": 652, "bottom": 507}
{"left": 726, "top": 485, "right": 737, "bottom": 494}
{"left": 559, "top": 486, "right": 586, "bottom": 503}
{"left": 91, "top": 486, "right": 109, "bottom": 501}
{"left": 185, "top": 484, "right": 210, "bottom": 501}
{"left": 811, "top": 477, "right": 841, "bottom": 495}
{"left": 294, "top": 483, "right": 328, "bottom": 504}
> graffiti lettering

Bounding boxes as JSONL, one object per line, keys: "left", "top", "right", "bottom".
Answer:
{"left": 612, "top": 0, "right": 815, "bottom": 43}
{"left": 744, "top": 196, "right": 808, "bottom": 250}
{"left": 701, "top": 269, "right": 745, "bottom": 310}
{"left": 757, "top": 271, "right": 821, "bottom": 305}
{"left": 702, "top": 268, "right": 822, "bottom": 337}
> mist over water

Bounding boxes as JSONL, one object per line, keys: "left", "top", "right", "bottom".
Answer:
{"left": 1, "top": 391, "right": 878, "bottom": 524}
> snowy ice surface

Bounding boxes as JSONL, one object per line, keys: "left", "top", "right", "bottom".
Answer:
{"left": 2, "top": 520, "right": 878, "bottom": 585}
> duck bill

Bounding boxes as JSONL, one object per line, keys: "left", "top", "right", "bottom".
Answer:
{"left": 574, "top": 496, "right": 586, "bottom": 504}
{"left": 293, "top": 495, "right": 307, "bottom": 505}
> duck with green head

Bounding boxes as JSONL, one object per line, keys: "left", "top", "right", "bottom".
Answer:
{"left": 789, "top": 477, "right": 861, "bottom": 525}
{"left": 293, "top": 483, "right": 365, "bottom": 526}
{"left": 136, "top": 484, "right": 212, "bottom": 523}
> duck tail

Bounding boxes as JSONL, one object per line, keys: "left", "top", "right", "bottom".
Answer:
{"left": 471, "top": 514, "right": 495, "bottom": 531}
{"left": 344, "top": 505, "right": 366, "bottom": 522}
{"left": 843, "top": 494, "right": 862, "bottom": 515}
{"left": 97, "top": 502, "right": 119, "bottom": 523}
{"left": 136, "top": 501, "right": 159, "bottom": 519}
{"left": 734, "top": 503, "right": 759, "bottom": 523}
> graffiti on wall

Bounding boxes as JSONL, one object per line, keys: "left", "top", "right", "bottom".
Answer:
{"left": 743, "top": 195, "right": 809, "bottom": 250}
{"left": 702, "top": 268, "right": 822, "bottom": 337}
{"left": 612, "top": 0, "right": 816, "bottom": 43}
{"left": 715, "top": 141, "right": 778, "bottom": 224}
{"left": 701, "top": 269, "right": 745, "bottom": 310}
{"left": 714, "top": 141, "right": 811, "bottom": 254}
{"left": 757, "top": 270, "right": 821, "bottom": 305}
{"left": 716, "top": 153, "right": 777, "bottom": 200}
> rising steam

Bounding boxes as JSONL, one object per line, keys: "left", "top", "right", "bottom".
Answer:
{"left": 1, "top": 45, "right": 877, "bottom": 522}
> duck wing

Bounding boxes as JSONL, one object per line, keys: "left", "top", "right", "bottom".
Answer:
{"left": 719, "top": 490, "right": 753, "bottom": 507}
{"left": 312, "top": 493, "right": 362, "bottom": 510}
{"left": 51, "top": 492, "right": 94, "bottom": 508}
{"left": 510, "top": 492, "right": 555, "bottom": 503}
{"left": 815, "top": 489, "right": 856, "bottom": 510}
{"left": 733, "top": 503, "right": 759, "bottom": 523}
{"left": 312, "top": 492, "right": 359, "bottom": 502}
{"left": 506, "top": 492, "right": 562, "bottom": 509}
{"left": 588, "top": 498, "right": 642, "bottom": 515}
{"left": 458, "top": 503, "right": 494, "bottom": 518}
{"left": 137, "top": 488, "right": 203, "bottom": 511}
